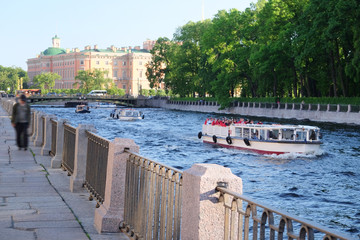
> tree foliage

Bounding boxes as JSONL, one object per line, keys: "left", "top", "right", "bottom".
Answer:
{"left": 74, "top": 69, "right": 112, "bottom": 93}
{"left": 146, "top": 0, "right": 360, "bottom": 107}
{"left": 0, "top": 66, "right": 29, "bottom": 93}
{"left": 32, "top": 72, "right": 60, "bottom": 91}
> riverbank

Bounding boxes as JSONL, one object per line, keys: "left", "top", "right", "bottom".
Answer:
{"left": 142, "top": 99, "right": 360, "bottom": 125}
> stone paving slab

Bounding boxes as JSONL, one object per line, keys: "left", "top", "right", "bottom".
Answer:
{"left": 36, "top": 227, "right": 88, "bottom": 240}
{"left": 12, "top": 212, "right": 76, "bottom": 222}
{"left": 14, "top": 220, "right": 80, "bottom": 229}
{"left": 0, "top": 202, "right": 30, "bottom": 210}
{"left": 0, "top": 209, "right": 38, "bottom": 217}
{"left": 0, "top": 228, "right": 36, "bottom": 240}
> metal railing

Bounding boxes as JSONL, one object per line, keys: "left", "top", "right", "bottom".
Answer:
{"left": 84, "top": 131, "right": 109, "bottom": 206}
{"left": 120, "top": 151, "right": 182, "bottom": 240}
{"left": 216, "top": 187, "right": 352, "bottom": 240}
{"left": 50, "top": 119, "right": 57, "bottom": 156}
{"left": 62, "top": 123, "right": 76, "bottom": 175}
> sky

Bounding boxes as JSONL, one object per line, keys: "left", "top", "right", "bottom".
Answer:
{"left": 0, "top": 0, "right": 254, "bottom": 70}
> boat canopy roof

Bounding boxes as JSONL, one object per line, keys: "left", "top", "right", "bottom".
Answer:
{"left": 232, "top": 123, "right": 320, "bottom": 131}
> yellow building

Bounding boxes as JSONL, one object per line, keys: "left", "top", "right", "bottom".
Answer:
{"left": 27, "top": 36, "right": 156, "bottom": 96}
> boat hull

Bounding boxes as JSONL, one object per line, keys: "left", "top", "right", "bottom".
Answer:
{"left": 202, "top": 135, "right": 321, "bottom": 155}
{"left": 75, "top": 110, "right": 90, "bottom": 113}
{"left": 114, "top": 116, "right": 142, "bottom": 121}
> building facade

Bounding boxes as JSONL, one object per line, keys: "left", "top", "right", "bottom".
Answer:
{"left": 27, "top": 36, "right": 157, "bottom": 96}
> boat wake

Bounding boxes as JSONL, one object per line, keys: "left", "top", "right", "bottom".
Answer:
{"left": 264, "top": 149, "right": 325, "bottom": 160}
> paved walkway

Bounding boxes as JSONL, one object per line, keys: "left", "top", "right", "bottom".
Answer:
{"left": 0, "top": 106, "right": 128, "bottom": 240}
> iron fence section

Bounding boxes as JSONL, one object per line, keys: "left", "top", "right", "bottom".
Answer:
{"left": 120, "top": 151, "right": 182, "bottom": 240}
{"left": 328, "top": 105, "right": 338, "bottom": 111}
{"left": 350, "top": 105, "right": 360, "bottom": 112}
{"left": 62, "top": 123, "right": 76, "bottom": 175}
{"left": 319, "top": 104, "right": 328, "bottom": 111}
{"left": 310, "top": 104, "right": 318, "bottom": 111}
{"left": 216, "top": 187, "right": 352, "bottom": 240}
{"left": 50, "top": 119, "right": 57, "bottom": 156}
{"left": 84, "top": 131, "right": 109, "bottom": 206}
{"left": 338, "top": 105, "right": 349, "bottom": 112}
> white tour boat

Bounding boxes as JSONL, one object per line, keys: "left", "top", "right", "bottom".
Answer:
{"left": 110, "top": 108, "right": 144, "bottom": 121}
{"left": 198, "top": 121, "right": 322, "bottom": 155}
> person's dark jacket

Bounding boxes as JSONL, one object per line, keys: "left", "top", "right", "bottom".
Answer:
{"left": 11, "top": 102, "right": 31, "bottom": 125}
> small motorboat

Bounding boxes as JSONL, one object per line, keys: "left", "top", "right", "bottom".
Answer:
{"left": 110, "top": 108, "right": 144, "bottom": 120}
{"left": 75, "top": 104, "right": 91, "bottom": 113}
{"left": 198, "top": 118, "right": 322, "bottom": 155}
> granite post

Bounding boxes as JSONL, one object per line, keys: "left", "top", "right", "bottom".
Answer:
{"left": 30, "top": 110, "right": 39, "bottom": 142}
{"left": 94, "top": 138, "right": 139, "bottom": 233}
{"left": 70, "top": 124, "right": 96, "bottom": 192}
{"left": 33, "top": 112, "right": 44, "bottom": 146}
{"left": 51, "top": 119, "right": 67, "bottom": 168}
{"left": 181, "top": 164, "right": 243, "bottom": 240}
{"left": 41, "top": 114, "right": 56, "bottom": 155}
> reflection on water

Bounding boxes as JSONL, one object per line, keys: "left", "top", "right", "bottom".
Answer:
{"left": 34, "top": 105, "right": 360, "bottom": 238}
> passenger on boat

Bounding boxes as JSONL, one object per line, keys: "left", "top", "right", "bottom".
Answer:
{"left": 309, "top": 130, "right": 316, "bottom": 140}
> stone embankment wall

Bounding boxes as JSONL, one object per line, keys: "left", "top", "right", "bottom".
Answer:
{"left": 140, "top": 99, "right": 360, "bottom": 125}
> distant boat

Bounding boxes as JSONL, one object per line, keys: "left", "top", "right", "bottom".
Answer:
{"left": 198, "top": 121, "right": 322, "bottom": 155}
{"left": 110, "top": 108, "right": 144, "bottom": 121}
{"left": 88, "top": 102, "right": 116, "bottom": 108}
{"left": 75, "top": 104, "right": 91, "bottom": 113}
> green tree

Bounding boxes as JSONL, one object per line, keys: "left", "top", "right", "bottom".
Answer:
{"left": 0, "top": 66, "right": 29, "bottom": 93}
{"left": 171, "top": 20, "right": 212, "bottom": 97}
{"left": 201, "top": 9, "right": 256, "bottom": 106}
{"left": 146, "top": 37, "right": 173, "bottom": 91}
{"left": 107, "top": 86, "right": 125, "bottom": 96}
{"left": 32, "top": 72, "right": 60, "bottom": 91}
{"left": 74, "top": 69, "right": 112, "bottom": 93}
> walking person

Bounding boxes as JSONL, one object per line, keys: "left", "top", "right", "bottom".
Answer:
{"left": 11, "top": 94, "right": 31, "bottom": 150}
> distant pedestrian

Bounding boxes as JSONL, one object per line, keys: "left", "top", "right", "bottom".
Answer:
{"left": 11, "top": 94, "right": 31, "bottom": 150}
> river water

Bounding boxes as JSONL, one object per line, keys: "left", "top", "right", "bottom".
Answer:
{"left": 34, "top": 105, "right": 360, "bottom": 238}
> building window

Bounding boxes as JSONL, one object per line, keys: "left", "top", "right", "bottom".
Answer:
{"left": 139, "top": 61, "right": 142, "bottom": 65}
{"left": 96, "top": 61, "right": 100, "bottom": 65}
{"left": 122, "top": 61, "right": 126, "bottom": 66}
{"left": 105, "top": 61, "right": 109, "bottom": 65}
{"left": 122, "top": 70, "right": 126, "bottom": 78}
{"left": 122, "top": 84, "right": 126, "bottom": 89}
{"left": 80, "top": 60, "right": 84, "bottom": 65}
{"left": 114, "top": 61, "right": 118, "bottom": 66}
{"left": 113, "top": 70, "right": 118, "bottom": 77}
{"left": 139, "top": 71, "right": 143, "bottom": 78}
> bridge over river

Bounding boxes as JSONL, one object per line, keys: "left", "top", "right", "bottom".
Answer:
{"left": 28, "top": 94, "right": 139, "bottom": 107}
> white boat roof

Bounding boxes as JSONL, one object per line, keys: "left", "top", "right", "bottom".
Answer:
{"left": 232, "top": 123, "right": 320, "bottom": 130}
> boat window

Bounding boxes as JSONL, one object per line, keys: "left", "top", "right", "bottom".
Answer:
{"left": 126, "top": 111, "right": 133, "bottom": 116}
{"left": 269, "top": 129, "right": 279, "bottom": 140}
{"left": 243, "top": 128, "right": 250, "bottom": 138}
{"left": 296, "top": 131, "right": 306, "bottom": 141}
{"left": 309, "top": 130, "right": 316, "bottom": 140}
{"left": 235, "top": 127, "right": 242, "bottom": 137}
{"left": 259, "top": 129, "right": 266, "bottom": 140}
{"left": 282, "top": 129, "right": 294, "bottom": 140}
{"left": 251, "top": 129, "right": 259, "bottom": 139}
